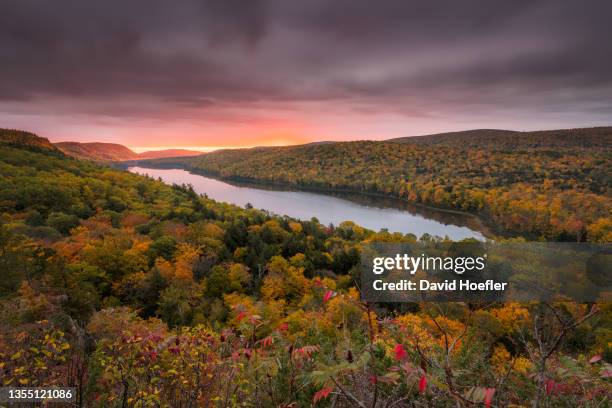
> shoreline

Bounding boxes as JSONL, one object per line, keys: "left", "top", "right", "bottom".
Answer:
{"left": 124, "top": 162, "right": 498, "bottom": 239}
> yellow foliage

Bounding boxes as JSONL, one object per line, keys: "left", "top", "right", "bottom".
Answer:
{"left": 320, "top": 277, "right": 337, "bottom": 290}
{"left": 325, "top": 294, "right": 364, "bottom": 329}
{"left": 174, "top": 263, "right": 193, "bottom": 281}
{"left": 188, "top": 221, "right": 225, "bottom": 243}
{"left": 424, "top": 315, "right": 465, "bottom": 338}
{"left": 491, "top": 303, "right": 530, "bottom": 333}
{"left": 289, "top": 253, "right": 306, "bottom": 268}
{"left": 347, "top": 287, "right": 360, "bottom": 300}
{"left": 154, "top": 258, "right": 175, "bottom": 280}
{"left": 224, "top": 293, "right": 258, "bottom": 325}
{"left": 393, "top": 314, "right": 438, "bottom": 353}
{"left": 288, "top": 222, "right": 303, "bottom": 233}
{"left": 87, "top": 307, "right": 167, "bottom": 340}
{"left": 513, "top": 356, "right": 533, "bottom": 374}
{"left": 284, "top": 310, "right": 336, "bottom": 341}
{"left": 586, "top": 217, "right": 612, "bottom": 243}
{"left": 261, "top": 256, "right": 308, "bottom": 306}
{"left": 130, "top": 237, "right": 151, "bottom": 253}
{"left": 227, "top": 263, "right": 251, "bottom": 292}
{"left": 491, "top": 344, "right": 512, "bottom": 374}
{"left": 173, "top": 243, "right": 200, "bottom": 281}
{"left": 491, "top": 344, "right": 533, "bottom": 375}
{"left": 261, "top": 275, "right": 286, "bottom": 301}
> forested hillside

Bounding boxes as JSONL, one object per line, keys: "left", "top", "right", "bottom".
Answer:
{"left": 0, "top": 130, "right": 610, "bottom": 407}
{"left": 55, "top": 142, "right": 139, "bottom": 161}
{"left": 389, "top": 127, "right": 612, "bottom": 148}
{"left": 156, "top": 127, "right": 612, "bottom": 242}
{"left": 55, "top": 141, "right": 203, "bottom": 162}
{"left": 1, "top": 128, "right": 62, "bottom": 154}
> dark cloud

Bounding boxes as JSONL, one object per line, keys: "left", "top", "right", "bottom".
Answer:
{"left": 0, "top": 0, "right": 611, "bottom": 126}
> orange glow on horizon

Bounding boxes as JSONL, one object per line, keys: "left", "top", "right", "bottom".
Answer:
{"left": 129, "top": 137, "right": 311, "bottom": 153}
{"left": 127, "top": 129, "right": 315, "bottom": 152}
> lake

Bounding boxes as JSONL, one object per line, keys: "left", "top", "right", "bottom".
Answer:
{"left": 128, "top": 167, "right": 487, "bottom": 241}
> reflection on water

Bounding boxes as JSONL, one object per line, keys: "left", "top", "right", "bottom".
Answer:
{"left": 128, "top": 166, "right": 486, "bottom": 241}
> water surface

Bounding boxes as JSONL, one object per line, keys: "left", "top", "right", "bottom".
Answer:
{"left": 128, "top": 167, "right": 486, "bottom": 241}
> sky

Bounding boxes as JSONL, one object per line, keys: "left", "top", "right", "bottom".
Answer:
{"left": 1, "top": 0, "right": 611, "bottom": 150}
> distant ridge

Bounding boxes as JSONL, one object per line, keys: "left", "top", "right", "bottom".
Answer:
{"left": 56, "top": 142, "right": 138, "bottom": 161}
{"left": 389, "top": 129, "right": 518, "bottom": 144}
{"left": 388, "top": 126, "right": 612, "bottom": 148}
{"left": 138, "top": 149, "right": 202, "bottom": 159}
{"left": 247, "top": 140, "right": 337, "bottom": 151}
{"left": 55, "top": 141, "right": 202, "bottom": 161}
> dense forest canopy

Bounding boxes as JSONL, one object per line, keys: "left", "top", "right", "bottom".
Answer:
{"left": 143, "top": 127, "right": 612, "bottom": 242}
{"left": 0, "top": 129, "right": 610, "bottom": 407}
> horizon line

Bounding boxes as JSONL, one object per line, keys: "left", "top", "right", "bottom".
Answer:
{"left": 130, "top": 145, "right": 243, "bottom": 153}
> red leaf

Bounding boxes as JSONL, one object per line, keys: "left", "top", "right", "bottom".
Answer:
{"left": 418, "top": 374, "right": 427, "bottom": 394}
{"left": 394, "top": 343, "right": 407, "bottom": 361}
{"left": 484, "top": 388, "right": 496, "bottom": 408}
{"left": 293, "top": 345, "right": 318, "bottom": 359}
{"left": 544, "top": 378, "right": 556, "bottom": 395}
{"left": 323, "top": 290, "right": 335, "bottom": 303}
{"left": 313, "top": 386, "right": 334, "bottom": 403}
{"left": 589, "top": 355, "right": 602, "bottom": 364}
{"left": 236, "top": 311, "right": 247, "bottom": 322}
{"left": 259, "top": 336, "right": 273, "bottom": 349}
{"left": 369, "top": 375, "right": 377, "bottom": 384}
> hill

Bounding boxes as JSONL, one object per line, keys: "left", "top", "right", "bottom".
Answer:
{"left": 389, "top": 126, "right": 612, "bottom": 148}
{"left": 0, "top": 128, "right": 62, "bottom": 154}
{"left": 55, "top": 141, "right": 139, "bottom": 161}
{"left": 389, "top": 129, "right": 518, "bottom": 145}
{"left": 137, "top": 148, "right": 202, "bottom": 159}
{"left": 55, "top": 141, "right": 202, "bottom": 161}
{"left": 147, "top": 126, "right": 611, "bottom": 242}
